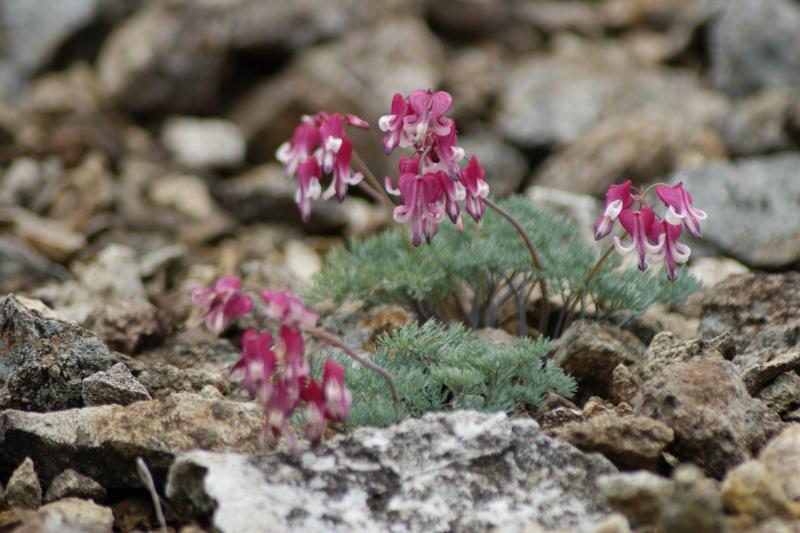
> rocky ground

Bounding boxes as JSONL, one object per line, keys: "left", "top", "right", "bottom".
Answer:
{"left": 1, "top": 0, "right": 800, "bottom": 531}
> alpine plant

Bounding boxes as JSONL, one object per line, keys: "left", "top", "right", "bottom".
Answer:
{"left": 594, "top": 181, "right": 706, "bottom": 281}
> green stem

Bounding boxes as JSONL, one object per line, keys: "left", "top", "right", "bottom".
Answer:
{"left": 562, "top": 244, "right": 614, "bottom": 332}
{"left": 351, "top": 150, "right": 396, "bottom": 216}
{"left": 484, "top": 197, "right": 550, "bottom": 335}
{"left": 301, "top": 325, "right": 399, "bottom": 407}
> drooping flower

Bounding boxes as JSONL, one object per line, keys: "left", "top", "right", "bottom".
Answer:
{"left": 322, "top": 359, "right": 351, "bottom": 423}
{"left": 379, "top": 93, "right": 411, "bottom": 154}
{"left": 461, "top": 156, "right": 489, "bottom": 222}
{"left": 594, "top": 180, "right": 634, "bottom": 241}
{"left": 231, "top": 329, "right": 276, "bottom": 398}
{"left": 276, "top": 111, "right": 369, "bottom": 221}
{"left": 276, "top": 325, "right": 310, "bottom": 394}
{"left": 429, "top": 128, "right": 465, "bottom": 180}
{"left": 655, "top": 182, "right": 707, "bottom": 238}
{"left": 647, "top": 218, "right": 692, "bottom": 282}
{"left": 613, "top": 207, "right": 661, "bottom": 271}
{"left": 300, "top": 378, "right": 327, "bottom": 443}
{"left": 260, "top": 289, "right": 319, "bottom": 329}
{"left": 387, "top": 157, "right": 446, "bottom": 246}
{"left": 405, "top": 89, "right": 454, "bottom": 146}
{"left": 191, "top": 276, "right": 252, "bottom": 335}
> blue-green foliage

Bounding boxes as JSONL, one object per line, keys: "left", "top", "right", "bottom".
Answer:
{"left": 307, "top": 196, "right": 700, "bottom": 327}
{"left": 320, "top": 320, "right": 575, "bottom": 427}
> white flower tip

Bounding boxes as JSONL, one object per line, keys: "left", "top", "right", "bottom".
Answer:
{"left": 378, "top": 115, "right": 394, "bottom": 132}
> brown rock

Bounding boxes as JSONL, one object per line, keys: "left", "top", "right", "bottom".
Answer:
{"left": 598, "top": 470, "right": 673, "bottom": 528}
{"left": 44, "top": 469, "right": 106, "bottom": 503}
{"left": 721, "top": 460, "right": 796, "bottom": 522}
{"left": 657, "top": 464, "right": 725, "bottom": 533}
{"left": 3, "top": 458, "right": 41, "bottom": 510}
{"left": 82, "top": 363, "right": 151, "bottom": 407}
{"left": 758, "top": 424, "right": 800, "bottom": 501}
{"left": 610, "top": 364, "right": 641, "bottom": 405}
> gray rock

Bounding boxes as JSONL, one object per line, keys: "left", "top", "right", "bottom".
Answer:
{"left": 721, "top": 460, "right": 796, "bottom": 522}
{"left": 82, "top": 363, "right": 151, "bottom": 406}
{"left": 758, "top": 424, "right": 800, "bottom": 501}
{"left": 535, "top": 111, "right": 724, "bottom": 196}
{"left": 458, "top": 132, "right": 529, "bottom": 197}
{"left": 166, "top": 411, "right": 617, "bottom": 532}
{"left": 698, "top": 272, "right": 800, "bottom": 374}
{"left": 0, "top": 0, "right": 137, "bottom": 98}
{"left": 552, "top": 413, "right": 673, "bottom": 470}
{"left": 634, "top": 356, "right": 780, "bottom": 478}
{"left": 636, "top": 331, "right": 736, "bottom": 383}
{"left": 552, "top": 320, "right": 645, "bottom": 403}
{"left": 669, "top": 154, "right": 800, "bottom": 268}
{"left": 8, "top": 497, "right": 115, "bottom": 532}
{"left": 161, "top": 117, "right": 245, "bottom": 169}
{"left": 598, "top": 471, "right": 674, "bottom": 528}
{"left": 716, "top": 88, "right": 800, "bottom": 156}
{"left": 657, "top": 464, "right": 726, "bottom": 533}
{"left": 44, "top": 469, "right": 106, "bottom": 503}
{"left": 4, "top": 457, "right": 42, "bottom": 510}
{"left": 0, "top": 392, "right": 262, "bottom": 490}
{"left": 495, "top": 54, "right": 727, "bottom": 148}
{"left": 0, "top": 236, "right": 70, "bottom": 291}
{"left": 709, "top": 0, "right": 800, "bottom": 97}
{"left": 0, "top": 295, "right": 115, "bottom": 411}
{"left": 757, "top": 371, "right": 800, "bottom": 416}
{"left": 526, "top": 186, "right": 602, "bottom": 247}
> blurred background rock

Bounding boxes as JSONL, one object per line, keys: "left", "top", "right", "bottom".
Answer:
{"left": 0, "top": 0, "right": 798, "bottom": 309}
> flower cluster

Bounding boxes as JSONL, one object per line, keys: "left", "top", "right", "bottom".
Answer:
{"left": 381, "top": 90, "right": 490, "bottom": 246}
{"left": 192, "top": 280, "right": 351, "bottom": 449}
{"left": 594, "top": 181, "right": 706, "bottom": 281}
{"left": 276, "top": 112, "right": 369, "bottom": 222}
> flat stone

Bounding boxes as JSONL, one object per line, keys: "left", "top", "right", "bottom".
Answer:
{"left": 166, "top": 411, "right": 617, "bottom": 532}
{"left": 1, "top": 497, "right": 115, "bottom": 532}
{"left": 161, "top": 117, "right": 245, "bottom": 169}
{"left": 82, "top": 362, "right": 151, "bottom": 407}
{"left": 0, "top": 393, "right": 262, "bottom": 490}
{"left": 757, "top": 372, "right": 800, "bottom": 416}
{"left": 598, "top": 471, "right": 673, "bottom": 528}
{"left": 44, "top": 469, "right": 106, "bottom": 503}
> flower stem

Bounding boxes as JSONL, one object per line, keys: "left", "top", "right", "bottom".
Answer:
{"left": 357, "top": 180, "right": 386, "bottom": 204}
{"left": 351, "top": 150, "right": 396, "bottom": 216}
{"left": 561, "top": 244, "right": 614, "bottom": 333}
{"left": 639, "top": 182, "right": 670, "bottom": 202}
{"left": 484, "top": 197, "right": 549, "bottom": 335}
{"left": 301, "top": 325, "right": 400, "bottom": 407}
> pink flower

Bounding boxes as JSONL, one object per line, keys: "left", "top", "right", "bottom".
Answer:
{"left": 613, "top": 207, "right": 662, "bottom": 271}
{"left": 429, "top": 128, "right": 465, "bottom": 180}
{"left": 191, "top": 276, "right": 252, "bottom": 335}
{"left": 260, "top": 289, "right": 319, "bottom": 329}
{"left": 231, "top": 329, "right": 276, "bottom": 398}
{"left": 594, "top": 181, "right": 634, "bottom": 241}
{"left": 276, "top": 325, "right": 310, "bottom": 393}
{"left": 323, "top": 359, "right": 351, "bottom": 423}
{"left": 379, "top": 93, "right": 410, "bottom": 154}
{"left": 300, "top": 378, "right": 327, "bottom": 443}
{"left": 264, "top": 378, "right": 298, "bottom": 440}
{"left": 295, "top": 157, "right": 322, "bottom": 223}
{"left": 405, "top": 89, "right": 454, "bottom": 146}
{"left": 276, "top": 111, "right": 368, "bottom": 221}
{"left": 386, "top": 157, "right": 445, "bottom": 246}
{"left": 647, "top": 218, "right": 691, "bottom": 282}
{"left": 461, "top": 156, "right": 489, "bottom": 222}
{"left": 655, "top": 182, "right": 707, "bottom": 238}
{"left": 428, "top": 170, "right": 465, "bottom": 223}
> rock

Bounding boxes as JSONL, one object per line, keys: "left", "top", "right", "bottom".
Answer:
{"left": 3, "top": 458, "right": 42, "bottom": 510}
{"left": 553, "top": 413, "right": 673, "bottom": 470}
{"left": 610, "top": 364, "right": 641, "bottom": 405}
{"left": 284, "top": 240, "right": 321, "bottom": 283}
{"left": 709, "top": 0, "right": 800, "bottom": 97}
{"left": 8, "top": 498, "right": 116, "bottom": 532}
{"left": 526, "top": 186, "right": 601, "bottom": 247}
{"left": 166, "top": 411, "right": 617, "bottom": 532}
{"left": 758, "top": 425, "right": 800, "bottom": 501}
{"left": 0, "top": 0, "right": 137, "bottom": 97}
{"left": 0, "top": 295, "right": 115, "bottom": 411}
{"left": 82, "top": 363, "right": 151, "bottom": 407}
{"left": 44, "top": 469, "right": 106, "bottom": 504}
{"left": 445, "top": 45, "right": 509, "bottom": 122}
{"left": 91, "top": 302, "right": 169, "bottom": 355}
{"left": 162, "top": 117, "right": 245, "bottom": 169}
{"left": 112, "top": 497, "right": 153, "bottom": 531}
{"left": 495, "top": 54, "right": 727, "bottom": 148}
{"left": 634, "top": 357, "right": 780, "bottom": 478}
{"left": 717, "top": 88, "right": 800, "bottom": 156}
{"left": 97, "top": 0, "right": 382, "bottom": 113}
{"left": 669, "top": 155, "right": 800, "bottom": 268}
{"left": 458, "top": 133, "right": 529, "bottom": 197}
{"left": 757, "top": 372, "right": 800, "bottom": 416}
{"left": 588, "top": 512, "right": 632, "bottom": 533}
{"left": 741, "top": 352, "right": 800, "bottom": 397}
{"left": 535, "top": 111, "right": 724, "bottom": 196}
{"left": 598, "top": 470, "right": 673, "bottom": 527}
{"left": 699, "top": 273, "right": 800, "bottom": 373}
{"left": 0, "top": 236, "right": 70, "bottom": 292}
{"left": 688, "top": 257, "right": 748, "bottom": 288}
{"left": 657, "top": 464, "right": 725, "bottom": 533}
{"left": 721, "top": 460, "right": 796, "bottom": 522}
{"left": 636, "top": 331, "right": 736, "bottom": 383}
{"left": 0, "top": 393, "right": 262, "bottom": 490}
{"left": 0, "top": 206, "right": 86, "bottom": 262}
{"left": 149, "top": 174, "right": 220, "bottom": 222}
{"left": 551, "top": 320, "right": 645, "bottom": 403}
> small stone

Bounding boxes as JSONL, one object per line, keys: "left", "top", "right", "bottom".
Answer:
{"left": 526, "top": 186, "right": 601, "bottom": 247}
{"left": 82, "top": 363, "right": 152, "bottom": 407}
{"left": 4, "top": 458, "right": 42, "bottom": 510}
{"left": 589, "top": 512, "right": 632, "bottom": 533}
{"left": 552, "top": 320, "right": 644, "bottom": 403}
{"left": 721, "top": 460, "right": 795, "bottom": 522}
{"left": 553, "top": 413, "right": 673, "bottom": 470}
{"left": 598, "top": 470, "right": 673, "bottom": 528}
{"left": 741, "top": 351, "right": 800, "bottom": 396}
{"left": 657, "top": 464, "right": 725, "bottom": 533}
{"left": 758, "top": 424, "right": 800, "bottom": 501}
{"left": 38, "top": 498, "right": 114, "bottom": 532}
{"left": 44, "top": 469, "right": 106, "bottom": 503}
{"left": 162, "top": 117, "right": 245, "bottom": 169}
{"left": 284, "top": 240, "right": 321, "bottom": 283}
{"left": 758, "top": 372, "right": 800, "bottom": 415}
